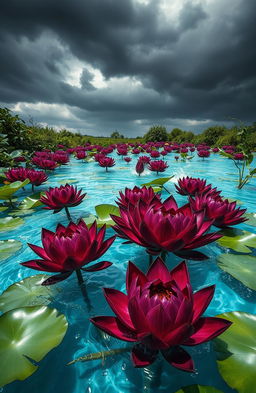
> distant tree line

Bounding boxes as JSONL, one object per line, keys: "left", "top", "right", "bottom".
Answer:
{"left": 143, "top": 124, "right": 256, "bottom": 149}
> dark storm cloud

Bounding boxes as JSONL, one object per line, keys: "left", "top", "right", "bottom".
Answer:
{"left": 0, "top": 0, "right": 255, "bottom": 135}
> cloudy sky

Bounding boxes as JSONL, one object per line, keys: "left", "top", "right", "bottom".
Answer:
{"left": 1, "top": 0, "right": 255, "bottom": 137}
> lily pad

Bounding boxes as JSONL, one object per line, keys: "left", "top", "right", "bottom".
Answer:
{"left": 19, "top": 192, "right": 44, "bottom": 210}
{"left": 175, "top": 385, "right": 224, "bottom": 393}
{"left": 95, "top": 204, "right": 120, "bottom": 226}
{"left": 142, "top": 176, "right": 174, "bottom": 187}
{"left": 217, "top": 228, "right": 256, "bottom": 253}
{"left": 83, "top": 204, "right": 120, "bottom": 227}
{"left": 0, "top": 306, "right": 68, "bottom": 387}
{"left": 244, "top": 212, "right": 256, "bottom": 227}
{"left": 0, "top": 239, "right": 22, "bottom": 262}
{"left": 0, "top": 275, "right": 56, "bottom": 313}
{"left": 9, "top": 150, "right": 23, "bottom": 158}
{"left": 57, "top": 179, "right": 78, "bottom": 184}
{"left": 0, "top": 217, "right": 24, "bottom": 232}
{"left": 0, "top": 179, "right": 30, "bottom": 200}
{"left": 226, "top": 198, "right": 243, "bottom": 205}
{"left": 213, "top": 311, "right": 256, "bottom": 393}
{"left": 0, "top": 206, "right": 8, "bottom": 212}
{"left": 10, "top": 209, "right": 35, "bottom": 217}
{"left": 217, "top": 254, "right": 256, "bottom": 290}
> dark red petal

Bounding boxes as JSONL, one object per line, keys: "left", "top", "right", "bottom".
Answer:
{"left": 170, "top": 261, "right": 190, "bottom": 291}
{"left": 192, "top": 285, "right": 215, "bottom": 323}
{"left": 161, "top": 346, "right": 195, "bottom": 372}
{"left": 28, "top": 244, "right": 50, "bottom": 260}
{"left": 90, "top": 316, "right": 138, "bottom": 342}
{"left": 126, "top": 261, "right": 147, "bottom": 294}
{"left": 183, "top": 317, "right": 232, "bottom": 346}
{"left": 82, "top": 261, "right": 112, "bottom": 271}
{"left": 131, "top": 344, "right": 158, "bottom": 368}
{"left": 146, "top": 257, "right": 170, "bottom": 282}
{"left": 41, "top": 271, "right": 72, "bottom": 285}
{"left": 103, "top": 288, "right": 134, "bottom": 330}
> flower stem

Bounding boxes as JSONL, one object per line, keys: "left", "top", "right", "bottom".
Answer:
{"left": 67, "top": 347, "right": 131, "bottom": 366}
{"left": 64, "top": 206, "right": 72, "bottom": 221}
{"left": 76, "top": 268, "right": 84, "bottom": 285}
{"left": 32, "top": 184, "right": 35, "bottom": 192}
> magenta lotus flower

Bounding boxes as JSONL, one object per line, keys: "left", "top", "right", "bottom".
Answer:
{"left": 212, "top": 147, "right": 219, "bottom": 153}
{"left": 124, "top": 157, "right": 132, "bottom": 163}
{"left": 76, "top": 151, "right": 87, "bottom": 160}
{"left": 175, "top": 177, "right": 212, "bottom": 196}
{"left": 132, "top": 148, "right": 140, "bottom": 154}
{"left": 111, "top": 196, "right": 222, "bottom": 259}
{"left": 21, "top": 220, "right": 116, "bottom": 285}
{"left": 52, "top": 153, "right": 69, "bottom": 164}
{"left": 233, "top": 153, "right": 245, "bottom": 160}
{"left": 116, "top": 186, "right": 161, "bottom": 210}
{"left": 198, "top": 150, "right": 210, "bottom": 158}
{"left": 98, "top": 157, "right": 116, "bottom": 171}
{"left": 139, "top": 156, "right": 151, "bottom": 164}
{"left": 136, "top": 160, "right": 144, "bottom": 176}
{"left": 5, "top": 167, "right": 29, "bottom": 182}
{"left": 32, "top": 157, "right": 58, "bottom": 170}
{"left": 190, "top": 195, "right": 247, "bottom": 228}
{"left": 174, "top": 156, "right": 179, "bottom": 161}
{"left": 150, "top": 150, "right": 160, "bottom": 158}
{"left": 90, "top": 257, "right": 231, "bottom": 371}
{"left": 40, "top": 184, "right": 86, "bottom": 217}
{"left": 161, "top": 150, "right": 168, "bottom": 156}
{"left": 148, "top": 160, "right": 168, "bottom": 175}
{"left": 26, "top": 170, "right": 48, "bottom": 189}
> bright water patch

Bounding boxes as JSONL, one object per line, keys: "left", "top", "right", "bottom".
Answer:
{"left": 1, "top": 153, "right": 256, "bottom": 393}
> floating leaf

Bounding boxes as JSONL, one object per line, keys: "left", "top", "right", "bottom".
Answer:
{"left": 83, "top": 204, "right": 120, "bottom": 228}
{"left": 142, "top": 176, "right": 174, "bottom": 187}
{"left": 175, "top": 385, "right": 224, "bottom": 393}
{"left": 213, "top": 312, "right": 256, "bottom": 393}
{"left": 217, "top": 254, "right": 256, "bottom": 290}
{"left": 9, "top": 150, "right": 23, "bottom": 158}
{"left": 57, "top": 178, "right": 78, "bottom": 184}
{"left": 10, "top": 209, "right": 35, "bottom": 217}
{"left": 95, "top": 204, "right": 120, "bottom": 226}
{"left": 226, "top": 198, "right": 243, "bottom": 205}
{"left": 0, "top": 275, "right": 56, "bottom": 313}
{"left": 0, "top": 217, "right": 24, "bottom": 232}
{"left": 0, "top": 179, "right": 30, "bottom": 200}
{"left": 0, "top": 206, "right": 8, "bottom": 212}
{"left": 244, "top": 212, "right": 256, "bottom": 227}
{"left": 217, "top": 228, "right": 256, "bottom": 253}
{"left": 0, "top": 306, "right": 68, "bottom": 387}
{"left": 19, "top": 192, "right": 44, "bottom": 210}
{"left": 0, "top": 239, "right": 22, "bottom": 262}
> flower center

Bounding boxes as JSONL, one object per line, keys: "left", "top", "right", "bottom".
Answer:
{"left": 149, "top": 281, "right": 176, "bottom": 300}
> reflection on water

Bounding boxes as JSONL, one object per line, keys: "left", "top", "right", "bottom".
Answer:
{"left": 1, "top": 153, "right": 256, "bottom": 393}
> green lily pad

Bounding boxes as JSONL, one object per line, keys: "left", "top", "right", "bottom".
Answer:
{"left": 83, "top": 204, "right": 120, "bottom": 228}
{"left": 142, "top": 176, "right": 174, "bottom": 187}
{"left": 175, "top": 385, "right": 224, "bottom": 393}
{"left": 19, "top": 192, "right": 44, "bottom": 210}
{"left": 244, "top": 212, "right": 256, "bottom": 227}
{"left": 213, "top": 311, "right": 256, "bottom": 393}
{"left": 0, "top": 239, "right": 22, "bottom": 262}
{"left": 217, "top": 254, "right": 256, "bottom": 290}
{"left": 0, "top": 217, "right": 24, "bottom": 232}
{"left": 0, "top": 206, "right": 8, "bottom": 212}
{"left": 9, "top": 150, "right": 24, "bottom": 158}
{"left": 0, "top": 179, "right": 30, "bottom": 200}
{"left": 0, "top": 306, "right": 68, "bottom": 387}
{"left": 57, "top": 179, "right": 78, "bottom": 184}
{"left": 217, "top": 228, "right": 256, "bottom": 253}
{"left": 95, "top": 204, "right": 120, "bottom": 226}
{"left": 0, "top": 275, "right": 56, "bottom": 313}
{"left": 9, "top": 209, "right": 35, "bottom": 217}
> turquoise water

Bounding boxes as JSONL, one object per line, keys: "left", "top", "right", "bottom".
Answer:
{"left": 1, "top": 153, "right": 256, "bottom": 393}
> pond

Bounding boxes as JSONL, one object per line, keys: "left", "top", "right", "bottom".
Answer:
{"left": 1, "top": 151, "right": 256, "bottom": 393}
